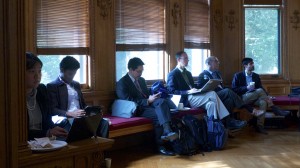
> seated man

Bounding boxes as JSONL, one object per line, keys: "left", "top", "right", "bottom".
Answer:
{"left": 167, "top": 51, "right": 238, "bottom": 129}
{"left": 232, "top": 57, "right": 290, "bottom": 134}
{"left": 198, "top": 56, "right": 264, "bottom": 129}
{"left": 116, "top": 57, "right": 178, "bottom": 156}
{"left": 47, "top": 56, "right": 109, "bottom": 138}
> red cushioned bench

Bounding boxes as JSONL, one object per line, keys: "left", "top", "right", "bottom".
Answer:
{"left": 272, "top": 95, "right": 300, "bottom": 111}
{"left": 104, "top": 108, "right": 206, "bottom": 138}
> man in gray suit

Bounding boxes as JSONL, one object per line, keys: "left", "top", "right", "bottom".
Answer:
{"left": 198, "top": 56, "right": 264, "bottom": 121}
{"left": 116, "top": 57, "right": 177, "bottom": 156}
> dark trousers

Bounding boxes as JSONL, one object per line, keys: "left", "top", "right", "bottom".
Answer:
{"left": 138, "top": 98, "right": 173, "bottom": 145}
{"left": 64, "top": 118, "right": 109, "bottom": 138}
{"left": 97, "top": 119, "right": 109, "bottom": 138}
{"left": 217, "top": 88, "right": 245, "bottom": 113}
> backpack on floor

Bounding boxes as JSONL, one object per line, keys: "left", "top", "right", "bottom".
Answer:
{"left": 169, "top": 118, "right": 199, "bottom": 155}
{"left": 204, "top": 115, "right": 228, "bottom": 150}
{"left": 182, "top": 114, "right": 212, "bottom": 152}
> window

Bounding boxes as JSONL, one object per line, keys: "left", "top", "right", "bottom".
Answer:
{"left": 184, "top": 0, "right": 210, "bottom": 77}
{"left": 244, "top": 0, "right": 282, "bottom": 75}
{"left": 35, "top": 0, "right": 90, "bottom": 85}
{"left": 115, "top": 0, "right": 166, "bottom": 82}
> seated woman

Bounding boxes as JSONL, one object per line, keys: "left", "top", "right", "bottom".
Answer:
{"left": 26, "top": 52, "right": 68, "bottom": 140}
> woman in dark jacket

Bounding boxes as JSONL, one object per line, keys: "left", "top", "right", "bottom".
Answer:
{"left": 26, "top": 52, "right": 67, "bottom": 140}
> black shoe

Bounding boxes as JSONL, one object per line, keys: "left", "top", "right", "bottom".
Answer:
{"left": 255, "top": 126, "right": 268, "bottom": 135}
{"left": 227, "top": 119, "right": 247, "bottom": 130}
{"left": 158, "top": 146, "right": 176, "bottom": 156}
{"left": 272, "top": 106, "right": 290, "bottom": 116}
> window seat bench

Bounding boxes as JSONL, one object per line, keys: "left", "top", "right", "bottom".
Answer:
{"left": 104, "top": 108, "right": 206, "bottom": 138}
{"left": 272, "top": 95, "right": 300, "bottom": 111}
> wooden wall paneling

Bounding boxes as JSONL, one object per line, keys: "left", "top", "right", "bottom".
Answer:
{"left": 210, "top": 0, "right": 223, "bottom": 59}
{"left": 1, "top": 0, "right": 29, "bottom": 167}
{"left": 93, "top": 0, "right": 116, "bottom": 92}
{"left": 12, "top": 0, "right": 31, "bottom": 159}
{"left": 0, "top": 0, "right": 7, "bottom": 167}
{"left": 24, "top": 0, "right": 35, "bottom": 53}
{"left": 264, "top": 85, "right": 289, "bottom": 95}
{"left": 221, "top": 0, "right": 243, "bottom": 85}
{"left": 167, "top": 0, "right": 184, "bottom": 71}
{"left": 287, "top": 0, "right": 300, "bottom": 81}
{"left": 83, "top": 91, "right": 116, "bottom": 114}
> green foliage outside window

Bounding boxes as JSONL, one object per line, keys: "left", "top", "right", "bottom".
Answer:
{"left": 245, "top": 8, "right": 280, "bottom": 74}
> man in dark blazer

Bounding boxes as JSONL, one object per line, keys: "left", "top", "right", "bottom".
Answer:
{"left": 198, "top": 56, "right": 264, "bottom": 122}
{"left": 232, "top": 57, "right": 290, "bottom": 134}
{"left": 167, "top": 51, "right": 230, "bottom": 123}
{"left": 116, "top": 57, "right": 178, "bottom": 156}
{"left": 47, "top": 56, "right": 109, "bottom": 138}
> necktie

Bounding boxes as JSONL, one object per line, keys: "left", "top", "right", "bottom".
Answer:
{"left": 182, "top": 69, "right": 192, "bottom": 89}
{"left": 212, "top": 71, "right": 219, "bottom": 79}
{"left": 212, "top": 71, "right": 223, "bottom": 89}
{"left": 134, "top": 79, "right": 147, "bottom": 98}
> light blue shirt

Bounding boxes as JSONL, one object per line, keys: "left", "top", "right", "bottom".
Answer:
{"left": 245, "top": 70, "right": 253, "bottom": 85}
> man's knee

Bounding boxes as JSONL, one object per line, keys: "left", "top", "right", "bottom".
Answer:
{"left": 152, "top": 98, "right": 166, "bottom": 106}
{"left": 256, "top": 88, "right": 267, "bottom": 96}
{"left": 258, "top": 100, "right": 267, "bottom": 111}
{"left": 205, "top": 101, "right": 216, "bottom": 109}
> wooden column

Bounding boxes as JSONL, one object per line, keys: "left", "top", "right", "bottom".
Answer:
{"left": 1, "top": 0, "right": 28, "bottom": 167}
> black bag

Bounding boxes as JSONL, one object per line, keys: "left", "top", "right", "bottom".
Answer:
{"left": 182, "top": 115, "right": 212, "bottom": 152}
{"left": 289, "top": 87, "right": 300, "bottom": 97}
{"left": 169, "top": 118, "right": 199, "bottom": 155}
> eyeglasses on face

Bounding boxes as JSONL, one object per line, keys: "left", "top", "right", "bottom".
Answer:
{"left": 179, "top": 57, "right": 189, "bottom": 61}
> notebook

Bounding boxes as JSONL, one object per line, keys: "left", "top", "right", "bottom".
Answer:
{"left": 84, "top": 106, "right": 102, "bottom": 116}
{"left": 188, "top": 79, "right": 222, "bottom": 94}
{"left": 65, "top": 113, "right": 102, "bottom": 143}
{"left": 169, "top": 94, "right": 182, "bottom": 108}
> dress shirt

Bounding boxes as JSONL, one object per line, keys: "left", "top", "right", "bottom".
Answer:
{"left": 245, "top": 70, "right": 253, "bottom": 85}
{"left": 59, "top": 76, "right": 80, "bottom": 112}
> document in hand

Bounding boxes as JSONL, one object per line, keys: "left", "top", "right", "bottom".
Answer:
{"left": 188, "top": 79, "right": 222, "bottom": 94}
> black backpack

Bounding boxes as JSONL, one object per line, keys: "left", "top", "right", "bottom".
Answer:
{"left": 168, "top": 118, "right": 199, "bottom": 155}
{"left": 182, "top": 115, "right": 212, "bottom": 152}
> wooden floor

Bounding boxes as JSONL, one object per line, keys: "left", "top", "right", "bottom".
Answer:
{"left": 109, "top": 122, "right": 300, "bottom": 168}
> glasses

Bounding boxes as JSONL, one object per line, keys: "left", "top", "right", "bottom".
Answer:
{"left": 179, "top": 57, "right": 189, "bottom": 61}
{"left": 134, "top": 69, "right": 143, "bottom": 74}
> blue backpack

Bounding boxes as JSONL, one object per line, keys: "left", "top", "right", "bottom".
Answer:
{"left": 204, "top": 115, "right": 228, "bottom": 150}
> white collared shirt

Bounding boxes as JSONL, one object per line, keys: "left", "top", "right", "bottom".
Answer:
{"left": 59, "top": 76, "right": 80, "bottom": 112}
{"left": 176, "top": 65, "right": 185, "bottom": 72}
